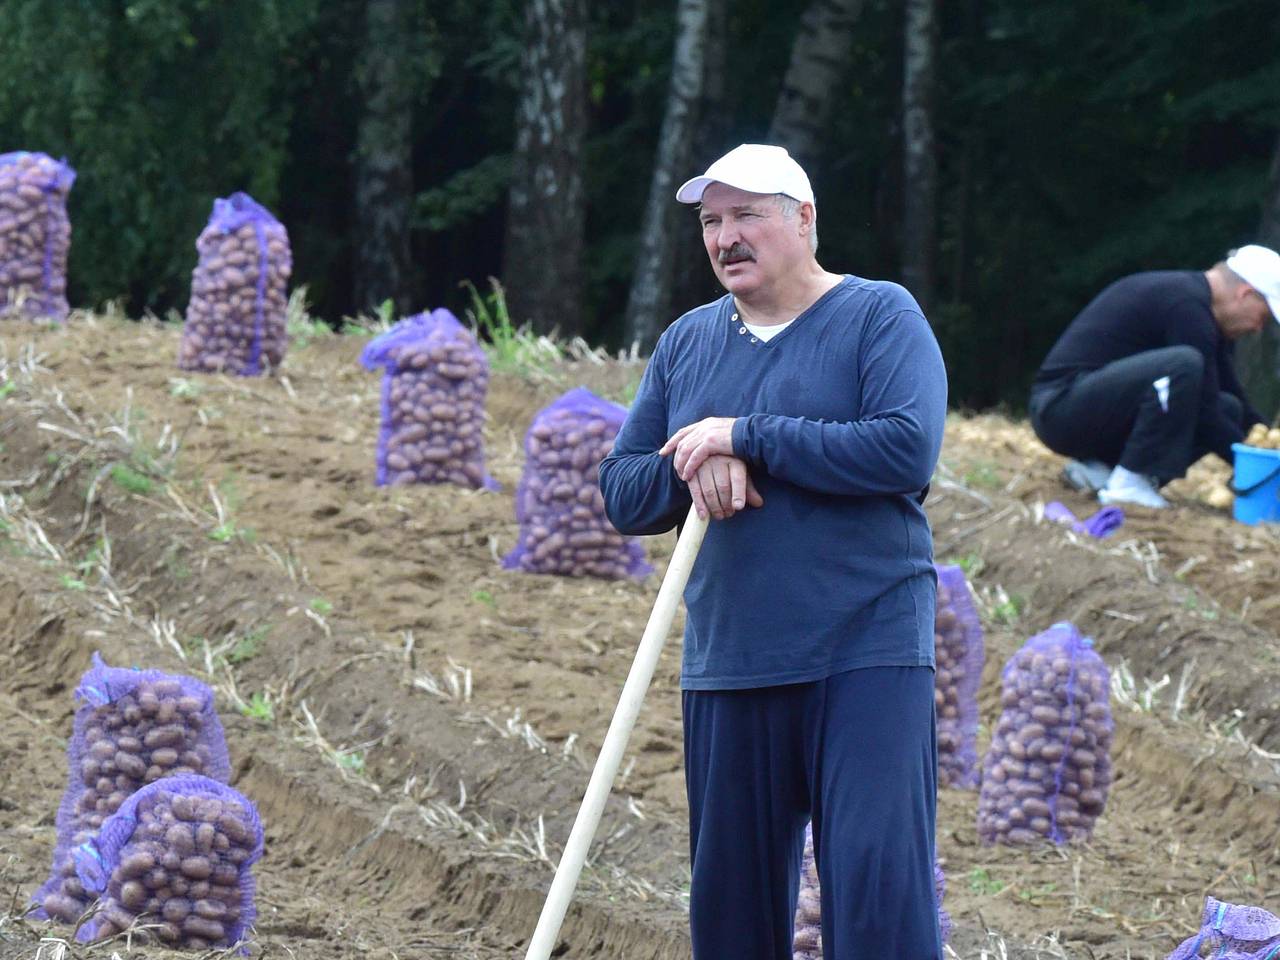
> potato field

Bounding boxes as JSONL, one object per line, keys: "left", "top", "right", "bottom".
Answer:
{"left": 3, "top": 315, "right": 1280, "bottom": 959}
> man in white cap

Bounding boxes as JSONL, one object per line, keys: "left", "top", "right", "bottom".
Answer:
{"left": 1029, "top": 245, "right": 1280, "bottom": 508}
{"left": 600, "top": 143, "right": 948, "bottom": 958}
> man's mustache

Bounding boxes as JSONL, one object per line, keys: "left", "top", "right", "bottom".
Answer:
{"left": 718, "top": 243, "right": 755, "bottom": 264}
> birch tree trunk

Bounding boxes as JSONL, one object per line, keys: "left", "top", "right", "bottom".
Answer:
{"left": 671, "top": 0, "right": 728, "bottom": 320}
{"left": 901, "top": 0, "right": 939, "bottom": 314}
{"left": 622, "top": 0, "right": 710, "bottom": 353}
{"left": 503, "top": 0, "right": 588, "bottom": 337}
{"left": 353, "top": 0, "right": 414, "bottom": 314}
{"left": 1236, "top": 133, "right": 1280, "bottom": 421}
{"left": 767, "top": 0, "right": 867, "bottom": 169}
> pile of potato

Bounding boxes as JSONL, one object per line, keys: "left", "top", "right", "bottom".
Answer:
{"left": 791, "top": 821, "right": 950, "bottom": 956}
{"left": 792, "top": 823, "right": 822, "bottom": 959}
{"left": 934, "top": 565, "right": 984, "bottom": 789}
{"left": 0, "top": 151, "right": 74, "bottom": 320}
{"left": 503, "top": 387, "right": 650, "bottom": 579}
{"left": 1244, "top": 423, "right": 1280, "bottom": 450}
{"left": 36, "top": 658, "right": 230, "bottom": 923}
{"left": 977, "top": 623, "right": 1113, "bottom": 845}
{"left": 178, "top": 192, "right": 291, "bottom": 375}
{"left": 76, "top": 776, "right": 262, "bottom": 948}
{"left": 362, "top": 310, "right": 496, "bottom": 489}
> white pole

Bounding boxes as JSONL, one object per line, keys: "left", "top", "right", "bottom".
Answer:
{"left": 524, "top": 506, "right": 709, "bottom": 960}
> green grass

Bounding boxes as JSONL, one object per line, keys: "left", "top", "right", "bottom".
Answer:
{"left": 239, "top": 691, "right": 274, "bottom": 723}
{"left": 337, "top": 750, "right": 366, "bottom": 774}
{"left": 0, "top": 379, "right": 15, "bottom": 400}
{"left": 227, "top": 625, "right": 269, "bottom": 664}
{"left": 59, "top": 573, "right": 87, "bottom": 591}
{"left": 968, "top": 866, "right": 1005, "bottom": 896}
{"left": 992, "top": 592, "right": 1026, "bottom": 625}
{"left": 110, "top": 462, "right": 154, "bottom": 496}
{"left": 962, "top": 461, "right": 1002, "bottom": 490}
{"left": 943, "top": 552, "right": 984, "bottom": 577}
{"left": 463, "top": 277, "right": 563, "bottom": 380}
{"left": 308, "top": 597, "right": 333, "bottom": 616}
{"left": 471, "top": 588, "right": 496, "bottom": 608}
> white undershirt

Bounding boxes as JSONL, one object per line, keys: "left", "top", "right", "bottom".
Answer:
{"left": 742, "top": 317, "right": 796, "bottom": 342}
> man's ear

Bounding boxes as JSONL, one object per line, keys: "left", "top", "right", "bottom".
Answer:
{"left": 799, "top": 201, "right": 816, "bottom": 233}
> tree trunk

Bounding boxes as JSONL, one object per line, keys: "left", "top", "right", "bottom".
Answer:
{"left": 622, "top": 0, "right": 710, "bottom": 353}
{"left": 1236, "top": 133, "right": 1280, "bottom": 422}
{"left": 671, "top": 0, "right": 728, "bottom": 320}
{"left": 503, "top": 0, "right": 588, "bottom": 337}
{"left": 901, "top": 0, "right": 938, "bottom": 314}
{"left": 767, "top": 0, "right": 867, "bottom": 170}
{"left": 353, "top": 0, "right": 415, "bottom": 314}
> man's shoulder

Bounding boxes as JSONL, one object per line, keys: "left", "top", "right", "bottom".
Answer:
{"left": 661, "top": 295, "right": 731, "bottom": 341}
{"left": 829, "top": 275, "right": 925, "bottom": 320}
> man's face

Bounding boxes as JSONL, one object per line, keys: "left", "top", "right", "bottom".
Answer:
{"left": 697, "top": 183, "right": 811, "bottom": 299}
{"left": 1222, "top": 285, "right": 1273, "bottom": 340}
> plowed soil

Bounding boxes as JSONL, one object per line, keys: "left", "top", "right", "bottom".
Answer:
{"left": 2, "top": 315, "right": 1279, "bottom": 959}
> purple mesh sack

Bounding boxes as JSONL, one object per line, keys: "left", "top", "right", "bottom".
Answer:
{"left": 977, "top": 623, "right": 1113, "bottom": 845}
{"left": 71, "top": 775, "right": 263, "bottom": 949}
{"left": 790, "top": 821, "right": 950, "bottom": 958}
{"left": 0, "top": 151, "right": 75, "bottom": 320}
{"left": 32, "top": 653, "right": 231, "bottom": 924}
{"left": 503, "top": 386, "right": 651, "bottom": 579}
{"left": 359, "top": 309, "right": 498, "bottom": 489}
{"left": 934, "top": 564, "right": 984, "bottom": 789}
{"left": 178, "top": 192, "right": 291, "bottom": 375}
{"left": 1165, "top": 898, "right": 1280, "bottom": 960}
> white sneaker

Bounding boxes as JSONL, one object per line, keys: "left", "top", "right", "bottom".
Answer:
{"left": 1098, "top": 466, "right": 1168, "bottom": 509}
{"left": 1062, "top": 459, "right": 1113, "bottom": 493}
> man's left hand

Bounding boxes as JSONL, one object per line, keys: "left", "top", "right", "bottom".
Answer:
{"left": 659, "top": 417, "right": 738, "bottom": 481}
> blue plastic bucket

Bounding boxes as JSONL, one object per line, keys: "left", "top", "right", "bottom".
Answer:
{"left": 1231, "top": 443, "right": 1280, "bottom": 525}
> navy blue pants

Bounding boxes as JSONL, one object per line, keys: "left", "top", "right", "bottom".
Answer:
{"left": 683, "top": 667, "right": 941, "bottom": 960}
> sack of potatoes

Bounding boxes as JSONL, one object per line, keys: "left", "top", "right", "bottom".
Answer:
{"left": 178, "top": 192, "right": 291, "bottom": 375}
{"left": 791, "top": 820, "right": 950, "bottom": 958}
{"left": 32, "top": 654, "right": 231, "bottom": 924}
{"left": 503, "top": 386, "right": 651, "bottom": 580}
{"left": 977, "top": 622, "right": 1113, "bottom": 846}
{"left": 359, "top": 309, "right": 499, "bottom": 490}
{"left": 0, "top": 151, "right": 75, "bottom": 321}
{"left": 70, "top": 775, "right": 263, "bottom": 949}
{"left": 934, "top": 564, "right": 984, "bottom": 789}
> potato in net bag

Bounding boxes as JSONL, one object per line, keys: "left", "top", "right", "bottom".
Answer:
{"left": 359, "top": 308, "right": 498, "bottom": 489}
{"left": 32, "top": 654, "right": 231, "bottom": 923}
{"left": 503, "top": 386, "right": 650, "bottom": 579}
{"left": 1164, "top": 897, "right": 1280, "bottom": 960}
{"left": 0, "top": 151, "right": 75, "bottom": 320}
{"left": 934, "top": 563, "right": 984, "bottom": 789}
{"left": 71, "top": 775, "right": 263, "bottom": 949}
{"left": 791, "top": 820, "right": 950, "bottom": 958}
{"left": 977, "top": 622, "right": 1113, "bottom": 845}
{"left": 178, "top": 192, "right": 291, "bottom": 375}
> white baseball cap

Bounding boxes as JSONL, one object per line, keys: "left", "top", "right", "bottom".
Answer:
{"left": 1226, "top": 244, "right": 1280, "bottom": 323}
{"left": 676, "top": 143, "right": 815, "bottom": 206}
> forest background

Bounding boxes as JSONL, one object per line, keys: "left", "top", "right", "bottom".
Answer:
{"left": 2, "top": 0, "right": 1278, "bottom": 414}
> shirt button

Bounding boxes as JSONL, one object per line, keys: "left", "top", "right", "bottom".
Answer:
{"left": 732, "top": 313, "right": 739, "bottom": 321}
{"left": 750, "top": 337, "right": 758, "bottom": 343}
{"left": 738, "top": 326, "right": 746, "bottom": 334}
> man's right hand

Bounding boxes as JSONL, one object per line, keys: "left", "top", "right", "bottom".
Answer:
{"left": 688, "top": 454, "right": 764, "bottom": 521}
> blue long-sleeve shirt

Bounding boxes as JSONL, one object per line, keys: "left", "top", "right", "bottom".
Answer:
{"left": 599, "top": 275, "right": 948, "bottom": 690}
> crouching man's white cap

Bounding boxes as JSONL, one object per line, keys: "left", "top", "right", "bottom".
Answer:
{"left": 1226, "top": 244, "right": 1280, "bottom": 323}
{"left": 676, "top": 143, "right": 815, "bottom": 206}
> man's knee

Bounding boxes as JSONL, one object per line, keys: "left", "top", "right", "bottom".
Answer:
{"left": 1161, "top": 345, "right": 1204, "bottom": 383}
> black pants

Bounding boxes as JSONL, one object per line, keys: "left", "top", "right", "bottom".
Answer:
{"left": 1030, "top": 346, "right": 1243, "bottom": 484}
{"left": 683, "top": 668, "right": 941, "bottom": 960}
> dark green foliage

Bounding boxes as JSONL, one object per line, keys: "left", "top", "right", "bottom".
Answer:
{"left": 0, "top": 0, "right": 1275, "bottom": 409}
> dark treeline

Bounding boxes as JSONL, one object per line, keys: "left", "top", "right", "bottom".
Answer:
{"left": 1, "top": 0, "right": 1278, "bottom": 412}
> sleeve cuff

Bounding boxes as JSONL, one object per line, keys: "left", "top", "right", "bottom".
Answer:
{"left": 731, "top": 415, "right": 753, "bottom": 462}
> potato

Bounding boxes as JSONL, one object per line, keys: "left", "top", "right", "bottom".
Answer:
{"left": 178, "top": 193, "right": 292, "bottom": 375}
{"left": 0, "top": 152, "right": 73, "bottom": 321}
{"left": 977, "top": 624, "right": 1112, "bottom": 846}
